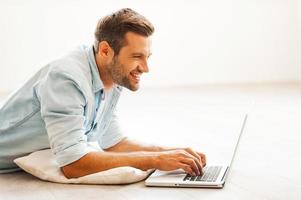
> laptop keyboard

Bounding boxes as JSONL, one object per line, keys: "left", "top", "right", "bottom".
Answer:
{"left": 183, "top": 166, "right": 223, "bottom": 182}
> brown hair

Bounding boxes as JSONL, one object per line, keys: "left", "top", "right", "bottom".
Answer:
{"left": 94, "top": 8, "right": 154, "bottom": 55}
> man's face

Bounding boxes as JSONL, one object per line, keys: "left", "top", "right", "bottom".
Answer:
{"left": 106, "top": 32, "right": 152, "bottom": 91}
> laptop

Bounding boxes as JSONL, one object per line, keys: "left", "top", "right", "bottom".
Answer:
{"left": 145, "top": 114, "right": 248, "bottom": 188}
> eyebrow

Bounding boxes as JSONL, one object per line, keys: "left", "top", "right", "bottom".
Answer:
{"left": 132, "top": 52, "right": 152, "bottom": 58}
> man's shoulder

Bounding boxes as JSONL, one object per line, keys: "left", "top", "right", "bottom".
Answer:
{"left": 46, "top": 46, "right": 92, "bottom": 85}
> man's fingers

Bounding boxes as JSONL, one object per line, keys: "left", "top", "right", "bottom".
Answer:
{"left": 184, "top": 148, "right": 202, "bottom": 164}
{"left": 180, "top": 157, "right": 201, "bottom": 176}
{"left": 179, "top": 164, "right": 194, "bottom": 175}
{"left": 192, "top": 157, "right": 204, "bottom": 175}
{"left": 183, "top": 148, "right": 204, "bottom": 173}
{"left": 197, "top": 152, "right": 207, "bottom": 167}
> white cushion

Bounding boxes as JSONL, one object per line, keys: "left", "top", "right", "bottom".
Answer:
{"left": 14, "top": 149, "right": 153, "bottom": 184}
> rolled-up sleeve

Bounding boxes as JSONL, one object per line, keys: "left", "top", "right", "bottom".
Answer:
{"left": 36, "top": 70, "right": 93, "bottom": 167}
{"left": 98, "top": 112, "right": 125, "bottom": 149}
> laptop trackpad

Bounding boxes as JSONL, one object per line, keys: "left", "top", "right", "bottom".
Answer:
{"left": 152, "top": 169, "right": 186, "bottom": 179}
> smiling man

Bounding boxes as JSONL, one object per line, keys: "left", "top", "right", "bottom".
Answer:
{"left": 0, "top": 8, "right": 206, "bottom": 178}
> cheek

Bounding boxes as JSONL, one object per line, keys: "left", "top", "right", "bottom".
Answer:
{"left": 123, "top": 61, "right": 139, "bottom": 73}
{"left": 118, "top": 63, "right": 133, "bottom": 76}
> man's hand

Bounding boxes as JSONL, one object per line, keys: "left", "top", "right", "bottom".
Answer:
{"left": 170, "top": 147, "right": 207, "bottom": 167}
{"left": 154, "top": 148, "right": 206, "bottom": 176}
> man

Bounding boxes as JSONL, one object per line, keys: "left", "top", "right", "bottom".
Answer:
{"left": 0, "top": 8, "right": 206, "bottom": 178}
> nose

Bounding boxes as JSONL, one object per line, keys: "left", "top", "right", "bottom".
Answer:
{"left": 143, "top": 62, "right": 149, "bottom": 73}
{"left": 138, "top": 61, "right": 149, "bottom": 73}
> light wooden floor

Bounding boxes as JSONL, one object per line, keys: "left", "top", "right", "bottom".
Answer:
{"left": 0, "top": 82, "right": 301, "bottom": 200}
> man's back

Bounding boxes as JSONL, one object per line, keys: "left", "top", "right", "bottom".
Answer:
{"left": 0, "top": 45, "right": 103, "bottom": 172}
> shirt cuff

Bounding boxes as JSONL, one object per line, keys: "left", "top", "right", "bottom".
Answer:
{"left": 99, "top": 133, "right": 125, "bottom": 150}
{"left": 54, "top": 142, "right": 95, "bottom": 167}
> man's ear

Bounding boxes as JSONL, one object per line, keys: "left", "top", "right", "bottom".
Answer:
{"left": 98, "top": 41, "right": 114, "bottom": 59}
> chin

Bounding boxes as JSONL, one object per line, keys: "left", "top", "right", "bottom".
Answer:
{"left": 127, "top": 84, "right": 139, "bottom": 91}
{"left": 129, "top": 86, "right": 139, "bottom": 91}
{"left": 120, "top": 77, "right": 140, "bottom": 91}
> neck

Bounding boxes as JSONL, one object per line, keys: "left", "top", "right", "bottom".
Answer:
{"left": 95, "top": 53, "right": 114, "bottom": 91}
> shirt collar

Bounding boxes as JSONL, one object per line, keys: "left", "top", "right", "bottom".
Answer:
{"left": 85, "top": 45, "right": 104, "bottom": 93}
{"left": 84, "top": 45, "right": 123, "bottom": 93}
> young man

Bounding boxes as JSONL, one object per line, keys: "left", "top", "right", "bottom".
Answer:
{"left": 0, "top": 8, "right": 206, "bottom": 178}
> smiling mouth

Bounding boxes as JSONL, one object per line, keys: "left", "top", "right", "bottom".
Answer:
{"left": 130, "top": 71, "right": 141, "bottom": 83}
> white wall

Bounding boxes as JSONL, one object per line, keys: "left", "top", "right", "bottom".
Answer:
{"left": 0, "top": 0, "right": 300, "bottom": 92}
{"left": 296, "top": 0, "right": 301, "bottom": 74}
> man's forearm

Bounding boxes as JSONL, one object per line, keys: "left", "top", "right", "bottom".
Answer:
{"left": 62, "top": 138, "right": 173, "bottom": 179}
{"left": 61, "top": 150, "right": 157, "bottom": 179}
{"left": 104, "top": 138, "right": 207, "bottom": 169}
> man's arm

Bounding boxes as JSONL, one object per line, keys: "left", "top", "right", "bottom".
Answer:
{"left": 106, "top": 138, "right": 206, "bottom": 167}
{"left": 61, "top": 150, "right": 156, "bottom": 178}
{"left": 62, "top": 138, "right": 206, "bottom": 179}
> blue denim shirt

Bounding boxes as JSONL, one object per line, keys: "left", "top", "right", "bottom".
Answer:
{"left": 0, "top": 45, "right": 125, "bottom": 173}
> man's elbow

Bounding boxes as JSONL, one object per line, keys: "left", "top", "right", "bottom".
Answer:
{"left": 60, "top": 152, "right": 98, "bottom": 179}
{"left": 61, "top": 157, "right": 87, "bottom": 179}
{"left": 61, "top": 164, "right": 81, "bottom": 179}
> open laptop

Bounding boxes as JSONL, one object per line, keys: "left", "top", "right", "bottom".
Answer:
{"left": 145, "top": 114, "right": 247, "bottom": 188}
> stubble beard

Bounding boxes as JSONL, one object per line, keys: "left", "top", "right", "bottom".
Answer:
{"left": 107, "top": 57, "right": 139, "bottom": 91}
